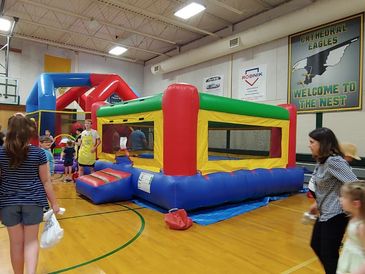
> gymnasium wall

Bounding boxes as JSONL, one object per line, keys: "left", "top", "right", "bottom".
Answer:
{"left": 143, "top": 29, "right": 365, "bottom": 158}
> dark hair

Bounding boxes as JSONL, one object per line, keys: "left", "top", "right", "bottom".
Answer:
{"left": 5, "top": 114, "right": 37, "bottom": 168}
{"left": 39, "top": 135, "right": 52, "bottom": 143}
{"left": 309, "top": 127, "right": 343, "bottom": 163}
{"left": 76, "top": 128, "right": 83, "bottom": 132}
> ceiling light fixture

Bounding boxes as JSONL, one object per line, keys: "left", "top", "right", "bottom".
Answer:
{"left": 109, "top": 46, "right": 128, "bottom": 56}
{"left": 174, "top": 2, "right": 206, "bottom": 20}
{"left": 0, "top": 17, "right": 13, "bottom": 33}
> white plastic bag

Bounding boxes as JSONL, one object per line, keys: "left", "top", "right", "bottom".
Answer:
{"left": 40, "top": 208, "right": 65, "bottom": 249}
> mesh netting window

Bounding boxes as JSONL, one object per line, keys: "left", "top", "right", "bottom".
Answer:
{"left": 102, "top": 122, "right": 154, "bottom": 156}
{"left": 208, "top": 121, "right": 281, "bottom": 161}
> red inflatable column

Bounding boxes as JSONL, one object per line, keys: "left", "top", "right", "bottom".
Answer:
{"left": 269, "top": 128, "right": 282, "bottom": 158}
{"left": 91, "top": 101, "right": 108, "bottom": 130}
{"left": 279, "top": 104, "right": 297, "bottom": 168}
{"left": 162, "top": 84, "right": 199, "bottom": 176}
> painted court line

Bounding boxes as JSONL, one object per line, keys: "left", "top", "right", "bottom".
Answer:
{"left": 280, "top": 257, "right": 318, "bottom": 274}
{"left": 270, "top": 203, "right": 305, "bottom": 213}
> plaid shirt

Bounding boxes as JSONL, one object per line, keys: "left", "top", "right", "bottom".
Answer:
{"left": 312, "top": 155, "right": 357, "bottom": 221}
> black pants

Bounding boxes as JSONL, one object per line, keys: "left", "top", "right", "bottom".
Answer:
{"left": 310, "top": 213, "right": 349, "bottom": 274}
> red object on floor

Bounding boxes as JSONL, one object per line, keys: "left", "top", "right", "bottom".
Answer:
{"left": 72, "top": 172, "right": 79, "bottom": 181}
{"left": 164, "top": 209, "right": 193, "bottom": 230}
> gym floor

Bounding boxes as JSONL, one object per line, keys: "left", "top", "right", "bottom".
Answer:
{"left": 0, "top": 176, "right": 323, "bottom": 274}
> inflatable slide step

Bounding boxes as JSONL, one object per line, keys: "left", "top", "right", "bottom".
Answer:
{"left": 76, "top": 168, "right": 133, "bottom": 204}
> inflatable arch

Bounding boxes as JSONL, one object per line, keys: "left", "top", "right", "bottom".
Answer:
{"left": 77, "top": 83, "right": 304, "bottom": 210}
{"left": 25, "top": 73, "right": 138, "bottom": 135}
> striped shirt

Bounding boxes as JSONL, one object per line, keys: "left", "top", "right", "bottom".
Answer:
{"left": 0, "top": 145, "right": 49, "bottom": 208}
{"left": 312, "top": 155, "right": 357, "bottom": 221}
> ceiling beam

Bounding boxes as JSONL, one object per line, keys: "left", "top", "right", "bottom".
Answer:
{"left": 17, "top": 0, "right": 177, "bottom": 45}
{"left": 96, "top": 0, "right": 220, "bottom": 38}
{"left": 11, "top": 17, "right": 170, "bottom": 57}
{"left": 206, "top": 0, "right": 244, "bottom": 15}
{"left": 0, "top": 0, "right": 5, "bottom": 15}
{"left": 14, "top": 32, "right": 143, "bottom": 64}
{"left": 252, "top": 0, "right": 274, "bottom": 9}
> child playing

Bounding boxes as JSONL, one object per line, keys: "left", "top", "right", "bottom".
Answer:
{"left": 39, "top": 135, "right": 55, "bottom": 176}
{"left": 61, "top": 140, "right": 75, "bottom": 182}
{"left": 337, "top": 180, "right": 365, "bottom": 274}
{"left": 45, "top": 129, "right": 56, "bottom": 150}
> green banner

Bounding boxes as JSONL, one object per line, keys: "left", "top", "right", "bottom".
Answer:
{"left": 288, "top": 14, "right": 363, "bottom": 113}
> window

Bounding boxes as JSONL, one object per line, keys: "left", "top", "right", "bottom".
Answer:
{"left": 208, "top": 121, "right": 281, "bottom": 161}
{"left": 101, "top": 122, "right": 154, "bottom": 157}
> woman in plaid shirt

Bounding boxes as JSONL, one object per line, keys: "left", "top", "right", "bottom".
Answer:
{"left": 308, "top": 127, "right": 358, "bottom": 274}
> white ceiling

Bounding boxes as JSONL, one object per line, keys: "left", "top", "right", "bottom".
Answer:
{"left": 2, "top": 0, "right": 314, "bottom": 64}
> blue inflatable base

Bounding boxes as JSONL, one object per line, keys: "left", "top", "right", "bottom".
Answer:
{"left": 94, "top": 157, "right": 305, "bottom": 211}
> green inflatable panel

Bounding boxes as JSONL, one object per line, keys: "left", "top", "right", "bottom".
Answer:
{"left": 97, "top": 93, "right": 163, "bottom": 117}
{"left": 199, "top": 93, "right": 289, "bottom": 120}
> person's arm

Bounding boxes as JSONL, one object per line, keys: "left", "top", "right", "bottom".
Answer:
{"left": 309, "top": 201, "right": 318, "bottom": 215}
{"left": 39, "top": 163, "right": 60, "bottom": 213}
{"left": 61, "top": 147, "right": 65, "bottom": 159}
{"left": 91, "top": 138, "right": 101, "bottom": 153}
{"left": 327, "top": 156, "right": 358, "bottom": 183}
{"left": 77, "top": 136, "right": 82, "bottom": 147}
{"left": 91, "top": 130, "right": 101, "bottom": 153}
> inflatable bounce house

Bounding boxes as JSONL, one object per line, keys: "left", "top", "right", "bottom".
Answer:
{"left": 24, "top": 72, "right": 303, "bottom": 210}
{"left": 77, "top": 83, "right": 304, "bottom": 210}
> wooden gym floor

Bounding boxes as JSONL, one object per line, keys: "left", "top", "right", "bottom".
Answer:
{"left": 0, "top": 176, "right": 323, "bottom": 274}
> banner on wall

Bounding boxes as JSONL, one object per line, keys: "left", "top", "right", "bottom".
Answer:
{"left": 288, "top": 13, "right": 363, "bottom": 113}
{"left": 44, "top": 54, "right": 71, "bottom": 73}
{"left": 239, "top": 64, "right": 267, "bottom": 101}
{"left": 203, "top": 75, "right": 223, "bottom": 96}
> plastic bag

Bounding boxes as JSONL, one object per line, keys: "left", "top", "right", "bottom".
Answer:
{"left": 164, "top": 208, "right": 193, "bottom": 230}
{"left": 301, "top": 211, "right": 317, "bottom": 225}
{"left": 40, "top": 208, "right": 65, "bottom": 248}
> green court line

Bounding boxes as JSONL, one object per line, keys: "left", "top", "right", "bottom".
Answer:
{"left": 48, "top": 204, "right": 145, "bottom": 273}
{"left": 56, "top": 206, "right": 145, "bottom": 221}
{"left": 0, "top": 207, "right": 146, "bottom": 230}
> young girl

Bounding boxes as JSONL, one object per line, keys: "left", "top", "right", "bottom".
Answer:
{"left": 337, "top": 180, "right": 365, "bottom": 274}
{"left": 0, "top": 113, "right": 59, "bottom": 274}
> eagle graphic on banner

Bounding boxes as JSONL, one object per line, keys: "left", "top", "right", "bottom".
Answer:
{"left": 292, "top": 37, "right": 359, "bottom": 85}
